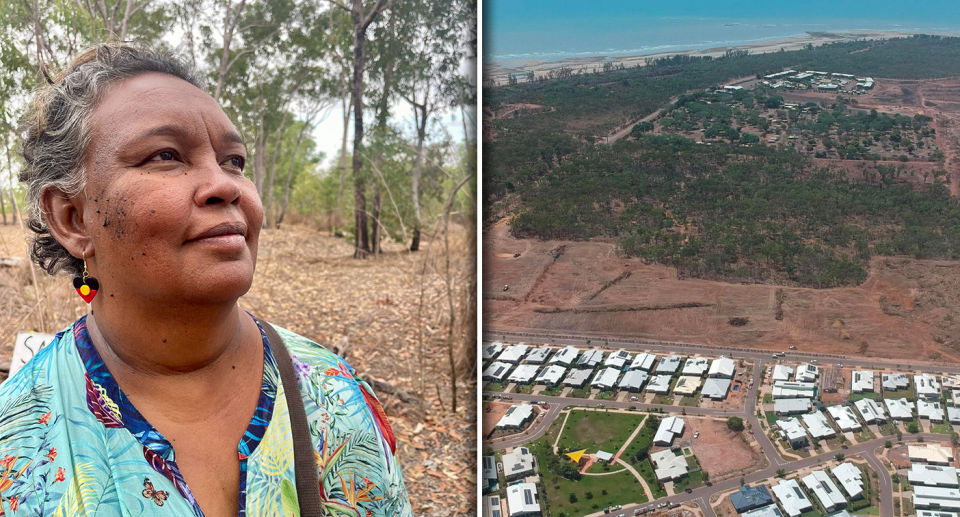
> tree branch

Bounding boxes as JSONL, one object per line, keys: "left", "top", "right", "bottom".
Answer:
{"left": 361, "top": 0, "right": 391, "bottom": 30}
{"left": 327, "top": 0, "right": 350, "bottom": 12}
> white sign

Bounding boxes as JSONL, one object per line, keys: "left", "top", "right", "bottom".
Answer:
{"left": 10, "top": 332, "right": 56, "bottom": 379}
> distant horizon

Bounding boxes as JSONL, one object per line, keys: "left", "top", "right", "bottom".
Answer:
{"left": 484, "top": 2, "right": 960, "bottom": 64}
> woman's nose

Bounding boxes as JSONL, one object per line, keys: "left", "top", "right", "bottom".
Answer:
{"left": 194, "top": 157, "right": 242, "bottom": 207}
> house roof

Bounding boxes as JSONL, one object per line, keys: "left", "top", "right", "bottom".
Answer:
{"left": 730, "top": 485, "right": 773, "bottom": 511}
{"left": 775, "top": 398, "right": 812, "bottom": 414}
{"left": 673, "top": 376, "right": 702, "bottom": 395}
{"left": 550, "top": 346, "right": 579, "bottom": 365}
{"left": 883, "top": 373, "right": 910, "bottom": 390}
{"left": 630, "top": 352, "right": 656, "bottom": 370}
{"left": 482, "top": 342, "right": 503, "bottom": 360}
{"left": 949, "top": 407, "right": 960, "bottom": 424}
{"left": 796, "top": 363, "right": 819, "bottom": 381}
{"left": 772, "top": 479, "right": 813, "bottom": 517}
{"left": 497, "top": 405, "right": 535, "bottom": 428}
{"left": 854, "top": 398, "right": 886, "bottom": 423}
{"left": 595, "top": 451, "right": 613, "bottom": 462}
{"left": 832, "top": 462, "right": 864, "bottom": 499}
{"left": 535, "top": 365, "right": 566, "bottom": 385}
{"left": 909, "top": 464, "right": 960, "bottom": 487}
{"left": 508, "top": 364, "right": 540, "bottom": 384}
{"left": 619, "top": 369, "right": 649, "bottom": 390}
{"left": 772, "top": 381, "right": 816, "bottom": 399}
{"left": 482, "top": 362, "right": 513, "bottom": 381}
{"left": 592, "top": 368, "right": 621, "bottom": 389}
{"left": 681, "top": 357, "right": 711, "bottom": 376}
{"left": 483, "top": 495, "right": 503, "bottom": 517}
{"left": 913, "top": 486, "right": 960, "bottom": 511}
{"left": 801, "top": 412, "right": 835, "bottom": 439}
{"left": 852, "top": 370, "right": 874, "bottom": 392}
{"left": 803, "top": 470, "right": 846, "bottom": 509}
{"left": 702, "top": 378, "right": 731, "bottom": 399}
{"left": 654, "top": 416, "right": 685, "bottom": 445}
{"left": 656, "top": 355, "right": 681, "bottom": 373}
{"left": 604, "top": 349, "right": 632, "bottom": 368}
{"left": 648, "top": 374, "right": 673, "bottom": 393}
{"left": 709, "top": 357, "right": 735, "bottom": 377}
{"left": 827, "top": 405, "right": 861, "bottom": 431}
{"left": 563, "top": 369, "right": 591, "bottom": 387}
{"left": 773, "top": 365, "right": 794, "bottom": 382}
{"left": 482, "top": 455, "right": 498, "bottom": 480}
{"left": 777, "top": 418, "right": 807, "bottom": 442}
{"left": 498, "top": 345, "right": 529, "bottom": 363}
{"left": 911, "top": 444, "right": 954, "bottom": 464}
{"left": 501, "top": 447, "right": 535, "bottom": 479}
{"left": 885, "top": 398, "right": 914, "bottom": 419}
{"left": 918, "top": 400, "right": 945, "bottom": 421}
{"left": 525, "top": 347, "right": 551, "bottom": 364}
{"left": 742, "top": 505, "right": 785, "bottom": 517}
{"left": 577, "top": 349, "right": 604, "bottom": 367}
{"left": 651, "top": 449, "right": 688, "bottom": 480}
{"left": 506, "top": 482, "right": 540, "bottom": 517}
{"left": 916, "top": 374, "right": 941, "bottom": 398}
{"left": 917, "top": 511, "right": 960, "bottom": 517}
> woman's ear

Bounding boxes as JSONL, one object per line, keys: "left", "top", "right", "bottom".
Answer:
{"left": 40, "top": 185, "right": 90, "bottom": 258}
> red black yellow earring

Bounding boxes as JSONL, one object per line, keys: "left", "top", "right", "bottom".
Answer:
{"left": 73, "top": 251, "right": 99, "bottom": 304}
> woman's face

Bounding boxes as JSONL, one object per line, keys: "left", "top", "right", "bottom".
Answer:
{"left": 81, "top": 72, "right": 262, "bottom": 306}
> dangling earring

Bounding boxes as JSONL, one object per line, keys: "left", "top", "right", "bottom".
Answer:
{"left": 73, "top": 251, "right": 99, "bottom": 304}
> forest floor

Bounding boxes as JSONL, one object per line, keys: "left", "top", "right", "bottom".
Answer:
{"left": 0, "top": 222, "right": 476, "bottom": 516}
{"left": 483, "top": 217, "right": 960, "bottom": 365}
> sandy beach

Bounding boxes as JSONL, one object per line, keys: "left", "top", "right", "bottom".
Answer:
{"left": 483, "top": 30, "right": 922, "bottom": 85}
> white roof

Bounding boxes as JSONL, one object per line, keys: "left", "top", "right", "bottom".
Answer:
{"left": 949, "top": 406, "right": 960, "bottom": 424}
{"left": 942, "top": 375, "right": 960, "bottom": 390}
{"left": 772, "top": 381, "right": 816, "bottom": 399}
{"left": 742, "top": 505, "right": 785, "bottom": 517}
{"left": 854, "top": 398, "right": 886, "bottom": 423}
{"left": 654, "top": 416, "right": 685, "bottom": 445}
{"left": 656, "top": 355, "right": 681, "bottom": 373}
{"left": 550, "top": 345, "right": 579, "bottom": 365}
{"left": 772, "top": 478, "right": 813, "bottom": 517}
{"left": 919, "top": 400, "right": 946, "bottom": 421}
{"left": 501, "top": 447, "right": 536, "bottom": 479}
{"left": 796, "top": 364, "right": 819, "bottom": 382}
{"left": 525, "top": 347, "right": 551, "bottom": 364}
{"left": 702, "top": 377, "right": 731, "bottom": 399}
{"left": 916, "top": 374, "right": 941, "bottom": 398}
{"left": 801, "top": 411, "right": 835, "bottom": 439}
{"left": 508, "top": 364, "right": 540, "bottom": 384}
{"left": 577, "top": 349, "right": 604, "bottom": 367}
{"left": 499, "top": 344, "right": 529, "bottom": 363}
{"left": 651, "top": 449, "right": 688, "bottom": 480}
{"left": 673, "top": 376, "right": 702, "bottom": 395}
{"left": 604, "top": 349, "right": 632, "bottom": 368}
{"left": 506, "top": 482, "right": 540, "bottom": 517}
{"left": 483, "top": 495, "right": 503, "bottom": 517}
{"left": 647, "top": 374, "right": 673, "bottom": 394}
{"left": 777, "top": 418, "right": 807, "bottom": 442}
{"left": 497, "top": 404, "right": 535, "bottom": 429}
{"left": 885, "top": 398, "right": 914, "bottom": 419}
{"left": 630, "top": 352, "right": 657, "bottom": 370}
{"left": 909, "top": 464, "right": 960, "bottom": 487}
{"left": 913, "top": 486, "right": 960, "bottom": 511}
{"left": 681, "top": 357, "right": 711, "bottom": 376}
{"left": 535, "top": 365, "right": 566, "bottom": 385}
{"left": 883, "top": 372, "right": 910, "bottom": 390}
{"left": 802, "top": 470, "right": 846, "bottom": 509}
{"left": 775, "top": 398, "right": 811, "bottom": 414}
{"left": 595, "top": 450, "right": 613, "bottom": 462}
{"left": 911, "top": 444, "right": 954, "bottom": 464}
{"left": 592, "top": 368, "right": 621, "bottom": 390}
{"left": 563, "top": 369, "right": 591, "bottom": 387}
{"left": 483, "top": 361, "right": 513, "bottom": 381}
{"left": 827, "top": 405, "right": 862, "bottom": 431}
{"left": 619, "top": 369, "right": 648, "bottom": 390}
{"left": 918, "top": 511, "right": 960, "bottom": 517}
{"left": 482, "top": 455, "right": 498, "bottom": 480}
{"left": 852, "top": 370, "right": 874, "bottom": 392}
{"left": 773, "top": 365, "right": 794, "bottom": 382}
{"left": 832, "top": 462, "right": 864, "bottom": 499}
{"left": 482, "top": 342, "right": 503, "bottom": 360}
{"left": 709, "top": 357, "right": 735, "bottom": 377}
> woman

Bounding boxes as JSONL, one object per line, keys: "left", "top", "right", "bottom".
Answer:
{"left": 3, "top": 43, "right": 411, "bottom": 516}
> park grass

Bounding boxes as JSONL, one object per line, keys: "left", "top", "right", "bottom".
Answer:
{"left": 585, "top": 461, "right": 624, "bottom": 474}
{"left": 635, "top": 459, "right": 667, "bottom": 499}
{"left": 556, "top": 410, "right": 646, "bottom": 454}
{"left": 534, "top": 441, "right": 648, "bottom": 517}
{"left": 622, "top": 426, "right": 656, "bottom": 464}
{"left": 543, "top": 414, "right": 569, "bottom": 450}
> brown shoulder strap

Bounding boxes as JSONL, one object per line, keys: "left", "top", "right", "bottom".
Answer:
{"left": 258, "top": 319, "right": 323, "bottom": 516}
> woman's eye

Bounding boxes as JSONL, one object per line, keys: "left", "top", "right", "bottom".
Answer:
{"left": 228, "top": 156, "right": 245, "bottom": 169}
{"left": 151, "top": 150, "right": 179, "bottom": 161}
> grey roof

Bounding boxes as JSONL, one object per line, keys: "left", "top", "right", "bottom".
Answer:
{"left": 742, "top": 505, "right": 785, "bottom": 517}
{"left": 525, "top": 347, "right": 551, "bottom": 364}
{"left": 702, "top": 377, "right": 731, "bottom": 399}
{"left": 656, "top": 355, "right": 681, "bottom": 373}
{"left": 730, "top": 485, "right": 773, "bottom": 512}
{"left": 563, "top": 368, "right": 591, "bottom": 387}
{"left": 775, "top": 398, "right": 812, "bottom": 414}
{"left": 619, "top": 369, "right": 649, "bottom": 391}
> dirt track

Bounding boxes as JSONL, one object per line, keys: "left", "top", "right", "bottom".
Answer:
{"left": 483, "top": 218, "right": 960, "bottom": 363}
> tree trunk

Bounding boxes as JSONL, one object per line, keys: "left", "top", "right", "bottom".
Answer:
{"left": 0, "top": 188, "right": 7, "bottom": 225}
{"left": 409, "top": 98, "right": 428, "bottom": 251}
{"left": 214, "top": 0, "right": 246, "bottom": 101}
{"left": 265, "top": 111, "right": 291, "bottom": 229}
{"left": 278, "top": 114, "right": 315, "bottom": 227}
{"left": 371, "top": 184, "right": 382, "bottom": 257}
{"left": 4, "top": 133, "right": 20, "bottom": 225}
{"left": 350, "top": 13, "right": 369, "bottom": 258}
{"left": 336, "top": 78, "right": 351, "bottom": 231}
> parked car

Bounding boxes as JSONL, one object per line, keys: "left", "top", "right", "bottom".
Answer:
{"left": 614, "top": 505, "right": 622, "bottom": 510}
{"left": 503, "top": 284, "right": 509, "bottom": 291}
{"left": 694, "top": 431, "right": 699, "bottom": 438}
{"left": 789, "top": 345, "right": 797, "bottom": 350}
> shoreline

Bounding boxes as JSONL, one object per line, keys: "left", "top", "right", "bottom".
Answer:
{"left": 482, "top": 30, "right": 934, "bottom": 85}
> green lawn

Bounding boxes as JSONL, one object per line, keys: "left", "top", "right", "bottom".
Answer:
{"left": 534, "top": 442, "right": 648, "bottom": 516}
{"left": 851, "top": 391, "right": 882, "bottom": 402}
{"left": 679, "top": 395, "right": 699, "bottom": 407}
{"left": 856, "top": 427, "right": 877, "bottom": 442}
{"left": 635, "top": 459, "right": 667, "bottom": 499}
{"left": 673, "top": 469, "right": 704, "bottom": 492}
{"left": 766, "top": 411, "right": 778, "bottom": 425}
{"left": 763, "top": 393, "right": 774, "bottom": 404}
{"left": 882, "top": 384, "right": 916, "bottom": 401}
{"left": 878, "top": 422, "right": 899, "bottom": 436}
{"left": 622, "top": 426, "right": 656, "bottom": 464}
{"left": 585, "top": 461, "right": 623, "bottom": 474}
{"left": 486, "top": 382, "right": 508, "bottom": 392}
{"left": 568, "top": 388, "right": 592, "bottom": 399}
{"left": 556, "top": 410, "right": 646, "bottom": 454}
{"left": 651, "top": 394, "right": 675, "bottom": 405}
{"left": 516, "top": 383, "right": 535, "bottom": 394}
{"left": 932, "top": 422, "right": 953, "bottom": 434}
{"left": 597, "top": 391, "right": 616, "bottom": 400}
{"left": 542, "top": 385, "right": 564, "bottom": 397}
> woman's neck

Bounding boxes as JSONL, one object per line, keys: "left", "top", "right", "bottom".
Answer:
{"left": 86, "top": 302, "right": 248, "bottom": 377}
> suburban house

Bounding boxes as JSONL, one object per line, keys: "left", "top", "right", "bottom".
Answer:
{"left": 884, "top": 398, "right": 914, "bottom": 420}
{"left": 630, "top": 352, "right": 657, "bottom": 371}
{"left": 524, "top": 347, "right": 551, "bottom": 365}
{"left": 563, "top": 369, "right": 591, "bottom": 388}
{"left": 854, "top": 398, "right": 886, "bottom": 424}
{"left": 851, "top": 371, "right": 874, "bottom": 393}
{"left": 681, "top": 357, "right": 711, "bottom": 376}
{"left": 910, "top": 444, "right": 954, "bottom": 465}
{"left": 651, "top": 449, "right": 689, "bottom": 481}
{"left": 832, "top": 462, "right": 864, "bottom": 500}
{"left": 909, "top": 464, "right": 960, "bottom": 488}
{"left": 915, "top": 374, "right": 942, "bottom": 400}
{"left": 773, "top": 365, "right": 794, "bottom": 382}
{"left": 673, "top": 376, "right": 702, "bottom": 396}
{"left": 483, "top": 495, "right": 503, "bottom": 517}
{"left": 483, "top": 362, "right": 513, "bottom": 382}
{"left": 777, "top": 418, "right": 809, "bottom": 449}
{"left": 801, "top": 412, "right": 836, "bottom": 440}
{"left": 912, "top": 486, "right": 960, "bottom": 512}
{"left": 730, "top": 485, "right": 774, "bottom": 513}
{"left": 775, "top": 398, "right": 812, "bottom": 415}
{"left": 708, "top": 357, "right": 735, "bottom": 378}
{"left": 576, "top": 349, "right": 604, "bottom": 369}
{"left": 482, "top": 342, "right": 503, "bottom": 361}
{"left": 506, "top": 482, "right": 541, "bottom": 517}
{"left": 507, "top": 364, "right": 540, "bottom": 385}
{"left": 654, "top": 416, "right": 685, "bottom": 446}
{"left": 918, "top": 400, "right": 945, "bottom": 422}
{"left": 591, "top": 368, "right": 621, "bottom": 391}
{"left": 796, "top": 364, "right": 819, "bottom": 382}
{"left": 499, "top": 344, "right": 529, "bottom": 364}
{"left": 619, "top": 370, "right": 649, "bottom": 392}
{"left": 496, "top": 404, "right": 535, "bottom": 431}
{"left": 482, "top": 455, "right": 498, "bottom": 492}
{"left": 647, "top": 374, "right": 673, "bottom": 394}
{"left": 802, "top": 470, "right": 847, "bottom": 512}
{"left": 549, "top": 346, "right": 579, "bottom": 367}
{"left": 772, "top": 479, "right": 814, "bottom": 517}
{"left": 882, "top": 373, "right": 910, "bottom": 391}
{"left": 772, "top": 381, "right": 816, "bottom": 399}
{"left": 827, "top": 405, "right": 862, "bottom": 432}
{"left": 535, "top": 365, "right": 565, "bottom": 386}
{"left": 656, "top": 355, "right": 682, "bottom": 374}
{"left": 604, "top": 349, "right": 632, "bottom": 369}
{"left": 702, "top": 378, "right": 731, "bottom": 400}
{"left": 501, "top": 447, "right": 536, "bottom": 481}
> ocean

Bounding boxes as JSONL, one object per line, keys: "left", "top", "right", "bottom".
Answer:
{"left": 483, "top": 0, "right": 960, "bottom": 64}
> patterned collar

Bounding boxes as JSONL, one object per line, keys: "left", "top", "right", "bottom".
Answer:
{"left": 73, "top": 311, "right": 279, "bottom": 517}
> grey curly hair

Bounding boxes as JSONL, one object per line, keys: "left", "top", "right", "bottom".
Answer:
{"left": 18, "top": 42, "right": 206, "bottom": 277}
